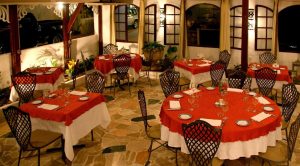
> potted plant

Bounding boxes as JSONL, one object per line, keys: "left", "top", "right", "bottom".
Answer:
{"left": 160, "top": 46, "right": 178, "bottom": 71}
{"left": 142, "top": 41, "right": 165, "bottom": 66}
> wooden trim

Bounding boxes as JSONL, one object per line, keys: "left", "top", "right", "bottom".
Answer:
{"left": 98, "top": 6, "right": 103, "bottom": 54}
{"left": 9, "top": 5, "right": 21, "bottom": 74}
{"left": 241, "top": 0, "right": 249, "bottom": 71}
{"left": 67, "top": 3, "right": 84, "bottom": 33}
{"left": 63, "top": 4, "right": 70, "bottom": 60}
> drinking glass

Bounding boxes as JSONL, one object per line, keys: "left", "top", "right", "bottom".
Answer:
{"left": 242, "top": 87, "right": 250, "bottom": 101}
{"left": 188, "top": 94, "right": 196, "bottom": 111}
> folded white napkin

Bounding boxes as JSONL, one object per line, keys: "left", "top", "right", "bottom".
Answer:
{"left": 183, "top": 88, "right": 200, "bottom": 95}
{"left": 200, "top": 118, "right": 222, "bottom": 126}
{"left": 227, "top": 88, "right": 243, "bottom": 93}
{"left": 69, "top": 91, "right": 87, "bottom": 96}
{"left": 256, "top": 97, "right": 270, "bottom": 104}
{"left": 202, "top": 60, "right": 212, "bottom": 63}
{"left": 169, "top": 100, "right": 181, "bottom": 110}
{"left": 197, "top": 63, "right": 211, "bottom": 67}
{"left": 38, "top": 104, "right": 59, "bottom": 110}
{"left": 277, "top": 70, "right": 281, "bottom": 74}
{"left": 251, "top": 112, "right": 271, "bottom": 122}
{"left": 99, "top": 56, "right": 105, "bottom": 59}
{"left": 32, "top": 72, "right": 43, "bottom": 75}
{"left": 48, "top": 68, "right": 57, "bottom": 72}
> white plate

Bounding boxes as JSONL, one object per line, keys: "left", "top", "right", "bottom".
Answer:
{"left": 178, "top": 113, "right": 192, "bottom": 120}
{"left": 206, "top": 87, "right": 215, "bottom": 90}
{"left": 32, "top": 100, "right": 43, "bottom": 105}
{"left": 187, "top": 64, "right": 193, "bottom": 67}
{"left": 248, "top": 92, "right": 256, "bottom": 96}
{"left": 48, "top": 94, "right": 57, "bottom": 98}
{"left": 264, "top": 106, "right": 274, "bottom": 112}
{"left": 236, "top": 120, "right": 250, "bottom": 127}
{"left": 173, "top": 94, "right": 183, "bottom": 99}
{"left": 79, "top": 96, "right": 89, "bottom": 101}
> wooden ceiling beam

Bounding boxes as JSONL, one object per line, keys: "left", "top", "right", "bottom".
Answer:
{"left": 67, "top": 3, "right": 84, "bottom": 33}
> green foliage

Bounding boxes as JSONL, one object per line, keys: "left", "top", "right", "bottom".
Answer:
{"left": 142, "top": 41, "right": 165, "bottom": 52}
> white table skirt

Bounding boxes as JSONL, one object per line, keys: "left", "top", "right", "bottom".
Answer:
{"left": 250, "top": 79, "right": 288, "bottom": 90}
{"left": 174, "top": 66, "right": 211, "bottom": 87}
{"left": 30, "top": 102, "right": 111, "bottom": 161}
{"left": 9, "top": 74, "right": 64, "bottom": 102}
{"left": 161, "top": 124, "right": 282, "bottom": 160}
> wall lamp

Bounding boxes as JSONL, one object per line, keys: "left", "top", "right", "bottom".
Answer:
{"left": 160, "top": 8, "right": 165, "bottom": 27}
{"left": 248, "top": 9, "right": 254, "bottom": 30}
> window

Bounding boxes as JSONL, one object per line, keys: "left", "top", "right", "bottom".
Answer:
{"left": 70, "top": 5, "right": 94, "bottom": 39}
{"left": 164, "top": 4, "right": 180, "bottom": 45}
{"left": 278, "top": 5, "right": 300, "bottom": 53}
{"left": 115, "top": 4, "right": 139, "bottom": 42}
{"left": 230, "top": 6, "right": 242, "bottom": 50}
{"left": 255, "top": 5, "right": 273, "bottom": 51}
{"left": 144, "top": 4, "right": 157, "bottom": 42}
{"left": 186, "top": 4, "right": 220, "bottom": 47}
{"left": 0, "top": 20, "right": 10, "bottom": 54}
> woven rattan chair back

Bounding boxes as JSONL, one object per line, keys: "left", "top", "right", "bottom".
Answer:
{"left": 255, "top": 67, "right": 277, "bottom": 96}
{"left": 3, "top": 106, "right": 31, "bottom": 150}
{"left": 282, "top": 83, "right": 300, "bottom": 122}
{"left": 86, "top": 70, "right": 105, "bottom": 94}
{"left": 210, "top": 61, "right": 226, "bottom": 87}
{"left": 159, "top": 69, "right": 180, "bottom": 97}
{"left": 11, "top": 71, "right": 36, "bottom": 104}
{"left": 113, "top": 54, "right": 131, "bottom": 80}
{"left": 182, "top": 120, "right": 222, "bottom": 166}
{"left": 103, "top": 43, "right": 118, "bottom": 54}
{"left": 138, "top": 90, "right": 150, "bottom": 133}
{"left": 242, "top": 77, "right": 252, "bottom": 90}
{"left": 219, "top": 50, "right": 231, "bottom": 68}
{"left": 259, "top": 52, "right": 276, "bottom": 64}
{"left": 287, "top": 114, "right": 300, "bottom": 160}
{"left": 228, "top": 69, "right": 247, "bottom": 89}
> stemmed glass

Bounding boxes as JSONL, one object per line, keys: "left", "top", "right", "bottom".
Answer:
{"left": 242, "top": 87, "right": 250, "bottom": 102}
{"left": 188, "top": 93, "right": 196, "bottom": 111}
{"left": 63, "top": 88, "right": 70, "bottom": 106}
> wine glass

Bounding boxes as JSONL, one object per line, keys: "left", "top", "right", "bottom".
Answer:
{"left": 242, "top": 87, "right": 250, "bottom": 102}
{"left": 188, "top": 94, "right": 196, "bottom": 111}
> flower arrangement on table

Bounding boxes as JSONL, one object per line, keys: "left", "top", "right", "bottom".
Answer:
{"left": 65, "top": 59, "right": 77, "bottom": 79}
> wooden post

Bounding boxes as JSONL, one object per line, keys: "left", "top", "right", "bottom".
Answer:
{"left": 63, "top": 4, "right": 70, "bottom": 61}
{"left": 9, "top": 5, "right": 21, "bottom": 75}
{"left": 241, "top": 0, "right": 249, "bottom": 71}
{"left": 98, "top": 6, "right": 103, "bottom": 54}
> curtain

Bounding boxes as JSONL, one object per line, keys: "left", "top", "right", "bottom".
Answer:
{"left": 179, "top": 0, "right": 187, "bottom": 59}
{"left": 219, "top": 0, "right": 231, "bottom": 52}
{"left": 271, "top": 0, "right": 279, "bottom": 58}
{"left": 138, "top": 0, "right": 146, "bottom": 54}
{"left": 110, "top": 5, "right": 116, "bottom": 44}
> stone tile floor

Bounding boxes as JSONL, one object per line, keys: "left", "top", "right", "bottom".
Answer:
{"left": 0, "top": 77, "right": 299, "bottom": 166}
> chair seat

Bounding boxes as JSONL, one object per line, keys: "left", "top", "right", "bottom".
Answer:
{"left": 212, "top": 157, "right": 224, "bottom": 166}
{"left": 148, "top": 124, "right": 161, "bottom": 139}
{"left": 259, "top": 141, "right": 288, "bottom": 163}
{"left": 29, "top": 129, "right": 62, "bottom": 149}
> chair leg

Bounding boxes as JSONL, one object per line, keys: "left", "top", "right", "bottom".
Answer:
{"left": 175, "top": 148, "right": 178, "bottom": 166}
{"left": 18, "top": 149, "right": 22, "bottom": 166}
{"left": 113, "top": 80, "right": 116, "bottom": 96}
{"left": 91, "top": 130, "right": 94, "bottom": 141}
{"left": 61, "top": 136, "right": 66, "bottom": 163}
{"left": 38, "top": 149, "right": 41, "bottom": 166}
{"left": 147, "top": 139, "right": 154, "bottom": 163}
{"left": 128, "top": 78, "right": 131, "bottom": 95}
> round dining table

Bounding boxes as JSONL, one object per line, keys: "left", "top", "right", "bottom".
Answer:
{"left": 160, "top": 87, "right": 282, "bottom": 160}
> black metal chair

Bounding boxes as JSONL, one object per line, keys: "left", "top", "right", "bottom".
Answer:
{"left": 11, "top": 71, "right": 36, "bottom": 105}
{"left": 103, "top": 43, "right": 118, "bottom": 54}
{"left": 219, "top": 50, "right": 231, "bottom": 68}
{"left": 242, "top": 76, "right": 252, "bottom": 90}
{"left": 112, "top": 54, "right": 131, "bottom": 96}
{"left": 227, "top": 69, "right": 247, "bottom": 89}
{"left": 259, "top": 113, "right": 300, "bottom": 166}
{"left": 3, "top": 106, "right": 64, "bottom": 166}
{"left": 281, "top": 83, "right": 300, "bottom": 140}
{"left": 254, "top": 67, "right": 277, "bottom": 100}
{"left": 201, "top": 60, "right": 226, "bottom": 87}
{"left": 137, "top": 90, "right": 176, "bottom": 165}
{"left": 159, "top": 69, "right": 180, "bottom": 97}
{"left": 182, "top": 120, "right": 223, "bottom": 166}
{"left": 85, "top": 69, "right": 106, "bottom": 141}
{"left": 259, "top": 51, "right": 276, "bottom": 64}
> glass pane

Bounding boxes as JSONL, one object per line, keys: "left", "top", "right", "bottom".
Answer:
{"left": 175, "top": 35, "right": 179, "bottom": 43}
{"left": 257, "top": 39, "right": 266, "bottom": 49}
{"left": 230, "top": 28, "right": 233, "bottom": 35}
{"left": 144, "top": 35, "right": 148, "bottom": 42}
{"left": 230, "top": 17, "right": 233, "bottom": 25}
{"left": 257, "top": 18, "right": 266, "bottom": 27}
{"left": 267, "top": 10, "right": 273, "bottom": 16}
{"left": 166, "top": 25, "right": 174, "bottom": 33}
{"left": 119, "top": 14, "right": 126, "bottom": 22}
{"left": 175, "top": 25, "right": 180, "bottom": 34}
{"left": 166, "top": 35, "right": 174, "bottom": 43}
{"left": 149, "top": 6, "right": 154, "bottom": 14}
{"left": 166, "top": 15, "right": 174, "bottom": 24}
{"left": 267, "top": 29, "right": 273, "bottom": 38}
{"left": 236, "top": 17, "right": 242, "bottom": 26}
{"left": 149, "top": 25, "right": 154, "bottom": 33}
{"left": 267, "top": 39, "right": 272, "bottom": 49}
{"left": 258, "top": 29, "right": 266, "bottom": 38}
{"left": 175, "top": 9, "right": 180, "bottom": 15}
{"left": 230, "top": 38, "right": 233, "bottom": 47}
{"left": 149, "top": 35, "right": 154, "bottom": 42}
{"left": 149, "top": 16, "right": 155, "bottom": 24}
{"left": 236, "top": 7, "right": 242, "bottom": 16}
{"left": 234, "top": 39, "right": 241, "bottom": 48}
{"left": 267, "top": 18, "right": 273, "bottom": 27}
{"left": 117, "top": 32, "right": 126, "bottom": 40}
{"left": 119, "top": 6, "right": 126, "bottom": 13}
{"left": 145, "top": 27, "right": 148, "bottom": 33}
{"left": 236, "top": 28, "right": 242, "bottom": 37}
{"left": 257, "top": 7, "right": 266, "bottom": 16}
{"left": 166, "top": 6, "right": 174, "bottom": 14}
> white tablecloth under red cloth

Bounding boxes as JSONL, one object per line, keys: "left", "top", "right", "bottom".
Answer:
{"left": 20, "top": 91, "right": 111, "bottom": 161}
{"left": 160, "top": 87, "right": 282, "bottom": 160}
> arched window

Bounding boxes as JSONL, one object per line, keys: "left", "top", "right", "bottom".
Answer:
{"left": 145, "top": 4, "right": 157, "bottom": 42}
{"left": 230, "top": 5, "right": 242, "bottom": 50}
{"left": 278, "top": 5, "right": 300, "bottom": 53}
{"left": 115, "top": 4, "right": 139, "bottom": 43}
{"left": 255, "top": 5, "right": 273, "bottom": 51}
{"left": 186, "top": 4, "right": 220, "bottom": 48}
{"left": 164, "top": 4, "right": 180, "bottom": 45}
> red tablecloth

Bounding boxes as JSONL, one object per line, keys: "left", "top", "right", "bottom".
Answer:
{"left": 174, "top": 59, "right": 211, "bottom": 75}
{"left": 94, "top": 54, "right": 142, "bottom": 74}
{"left": 26, "top": 67, "right": 64, "bottom": 84}
{"left": 160, "top": 87, "right": 281, "bottom": 142}
{"left": 20, "top": 90, "right": 105, "bottom": 126}
{"left": 247, "top": 64, "right": 292, "bottom": 83}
